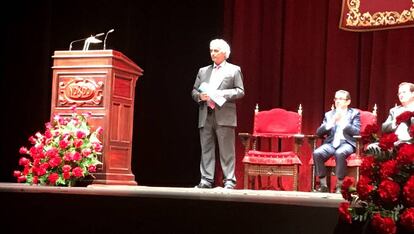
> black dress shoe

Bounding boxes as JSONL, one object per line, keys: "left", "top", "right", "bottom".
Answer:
{"left": 194, "top": 183, "right": 212, "bottom": 189}
{"left": 315, "top": 185, "right": 329, "bottom": 193}
{"left": 224, "top": 184, "right": 235, "bottom": 189}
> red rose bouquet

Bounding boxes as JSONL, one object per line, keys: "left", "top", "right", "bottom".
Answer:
{"left": 338, "top": 112, "right": 414, "bottom": 234}
{"left": 13, "top": 106, "right": 103, "bottom": 186}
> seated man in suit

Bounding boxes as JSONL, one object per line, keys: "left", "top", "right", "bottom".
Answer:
{"left": 382, "top": 82, "right": 414, "bottom": 142}
{"left": 313, "top": 90, "right": 361, "bottom": 193}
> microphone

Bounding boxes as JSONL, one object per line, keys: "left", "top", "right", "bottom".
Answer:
{"left": 103, "top": 29, "right": 115, "bottom": 50}
{"left": 69, "top": 33, "right": 104, "bottom": 51}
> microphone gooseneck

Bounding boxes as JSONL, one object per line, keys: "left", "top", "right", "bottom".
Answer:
{"left": 103, "top": 29, "right": 115, "bottom": 50}
{"left": 68, "top": 32, "right": 105, "bottom": 51}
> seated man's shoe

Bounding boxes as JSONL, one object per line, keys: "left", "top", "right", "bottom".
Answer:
{"left": 335, "top": 186, "right": 341, "bottom": 194}
{"left": 315, "top": 185, "right": 329, "bottom": 193}
{"left": 194, "top": 182, "right": 212, "bottom": 189}
{"left": 224, "top": 184, "right": 235, "bottom": 189}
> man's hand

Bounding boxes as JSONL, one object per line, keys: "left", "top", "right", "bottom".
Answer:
{"left": 199, "top": 93, "right": 210, "bottom": 101}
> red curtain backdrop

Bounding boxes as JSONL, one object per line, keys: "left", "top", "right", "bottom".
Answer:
{"left": 223, "top": 0, "right": 414, "bottom": 191}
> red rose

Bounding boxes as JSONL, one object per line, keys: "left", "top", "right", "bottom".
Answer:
{"left": 356, "top": 176, "right": 374, "bottom": 200}
{"left": 360, "top": 156, "right": 376, "bottom": 177}
{"left": 62, "top": 165, "right": 71, "bottom": 173}
{"left": 73, "top": 139, "right": 83, "bottom": 148}
{"left": 45, "top": 122, "right": 52, "bottom": 129}
{"left": 44, "top": 129, "right": 52, "bottom": 139}
{"left": 32, "top": 176, "right": 38, "bottom": 184}
{"left": 22, "top": 166, "right": 30, "bottom": 175}
{"left": 13, "top": 170, "right": 21, "bottom": 177}
{"left": 19, "top": 147, "right": 28, "bottom": 154}
{"left": 45, "top": 148, "right": 59, "bottom": 158}
{"left": 76, "top": 130, "right": 86, "bottom": 139}
{"left": 379, "top": 133, "right": 398, "bottom": 150}
{"left": 72, "top": 167, "right": 84, "bottom": 178}
{"left": 396, "top": 144, "right": 414, "bottom": 165}
{"left": 63, "top": 171, "right": 71, "bottom": 180}
{"left": 48, "top": 157, "right": 62, "bottom": 168}
{"left": 96, "top": 126, "right": 104, "bottom": 135}
{"left": 48, "top": 173, "right": 59, "bottom": 185}
{"left": 28, "top": 136, "right": 36, "bottom": 144}
{"left": 379, "top": 160, "right": 398, "bottom": 179}
{"left": 63, "top": 152, "right": 72, "bottom": 161}
{"left": 59, "top": 139, "right": 69, "bottom": 149}
{"left": 35, "top": 167, "right": 46, "bottom": 176}
{"left": 409, "top": 125, "right": 414, "bottom": 137}
{"left": 341, "top": 177, "right": 354, "bottom": 201}
{"left": 338, "top": 202, "right": 352, "bottom": 224}
{"left": 82, "top": 148, "right": 91, "bottom": 157}
{"left": 396, "top": 111, "right": 414, "bottom": 125}
{"left": 364, "top": 123, "right": 379, "bottom": 136}
{"left": 93, "top": 142, "right": 103, "bottom": 152}
{"left": 72, "top": 152, "right": 82, "bottom": 161}
{"left": 18, "top": 157, "right": 30, "bottom": 166}
{"left": 378, "top": 179, "right": 400, "bottom": 204}
{"left": 403, "top": 176, "right": 414, "bottom": 206}
{"left": 371, "top": 214, "right": 397, "bottom": 234}
{"left": 400, "top": 208, "right": 414, "bottom": 232}
{"left": 17, "top": 176, "right": 26, "bottom": 183}
{"left": 88, "top": 165, "right": 96, "bottom": 173}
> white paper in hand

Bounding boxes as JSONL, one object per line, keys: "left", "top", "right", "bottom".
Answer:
{"left": 199, "top": 82, "right": 226, "bottom": 107}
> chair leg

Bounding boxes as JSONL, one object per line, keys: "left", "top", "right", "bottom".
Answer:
{"left": 244, "top": 165, "right": 249, "bottom": 189}
{"left": 277, "top": 176, "right": 285, "bottom": 191}
{"left": 258, "top": 175, "right": 262, "bottom": 189}
{"left": 311, "top": 165, "right": 315, "bottom": 192}
{"left": 293, "top": 165, "right": 298, "bottom": 191}
{"left": 327, "top": 168, "right": 332, "bottom": 192}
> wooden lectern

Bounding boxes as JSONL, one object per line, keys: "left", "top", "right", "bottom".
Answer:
{"left": 51, "top": 50, "right": 143, "bottom": 185}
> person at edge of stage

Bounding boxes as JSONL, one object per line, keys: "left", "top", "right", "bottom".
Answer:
{"left": 382, "top": 82, "right": 414, "bottom": 142}
{"left": 191, "top": 39, "right": 245, "bottom": 189}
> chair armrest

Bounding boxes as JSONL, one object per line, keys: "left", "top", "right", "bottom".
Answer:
{"left": 305, "top": 134, "right": 322, "bottom": 150}
{"left": 293, "top": 134, "right": 305, "bottom": 147}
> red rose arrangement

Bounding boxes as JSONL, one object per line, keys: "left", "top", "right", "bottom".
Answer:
{"left": 338, "top": 111, "right": 414, "bottom": 234}
{"left": 13, "top": 106, "right": 103, "bottom": 186}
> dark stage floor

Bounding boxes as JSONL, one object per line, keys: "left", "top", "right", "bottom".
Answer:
{"left": 0, "top": 183, "right": 347, "bottom": 234}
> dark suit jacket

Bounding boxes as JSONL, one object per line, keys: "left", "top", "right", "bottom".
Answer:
{"left": 316, "top": 108, "right": 361, "bottom": 147}
{"left": 191, "top": 62, "right": 245, "bottom": 128}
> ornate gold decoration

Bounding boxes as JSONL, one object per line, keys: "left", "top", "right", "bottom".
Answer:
{"left": 59, "top": 78, "right": 104, "bottom": 106}
{"left": 346, "top": 0, "right": 414, "bottom": 27}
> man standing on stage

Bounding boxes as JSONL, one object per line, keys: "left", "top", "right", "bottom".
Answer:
{"left": 191, "top": 39, "right": 245, "bottom": 189}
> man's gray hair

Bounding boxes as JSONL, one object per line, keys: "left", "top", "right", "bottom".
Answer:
{"left": 210, "top": 39, "right": 231, "bottom": 59}
{"left": 399, "top": 82, "right": 414, "bottom": 92}
{"left": 336, "top": 90, "right": 351, "bottom": 100}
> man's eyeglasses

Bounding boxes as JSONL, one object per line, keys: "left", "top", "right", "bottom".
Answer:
{"left": 333, "top": 98, "right": 348, "bottom": 101}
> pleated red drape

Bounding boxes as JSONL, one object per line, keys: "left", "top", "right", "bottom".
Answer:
{"left": 223, "top": 0, "right": 414, "bottom": 191}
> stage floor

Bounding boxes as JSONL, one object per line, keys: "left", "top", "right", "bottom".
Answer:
{"left": 0, "top": 182, "right": 344, "bottom": 208}
{"left": 0, "top": 182, "right": 349, "bottom": 234}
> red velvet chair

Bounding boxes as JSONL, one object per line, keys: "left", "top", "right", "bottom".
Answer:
{"left": 308, "top": 105, "right": 378, "bottom": 192}
{"left": 239, "top": 105, "right": 304, "bottom": 190}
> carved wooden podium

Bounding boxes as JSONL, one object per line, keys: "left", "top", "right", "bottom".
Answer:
{"left": 51, "top": 50, "right": 143, "bottom": 185}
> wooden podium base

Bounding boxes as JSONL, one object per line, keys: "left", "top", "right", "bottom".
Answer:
{"left": 51, "top": 50, "right": 143, "bottom": 186}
